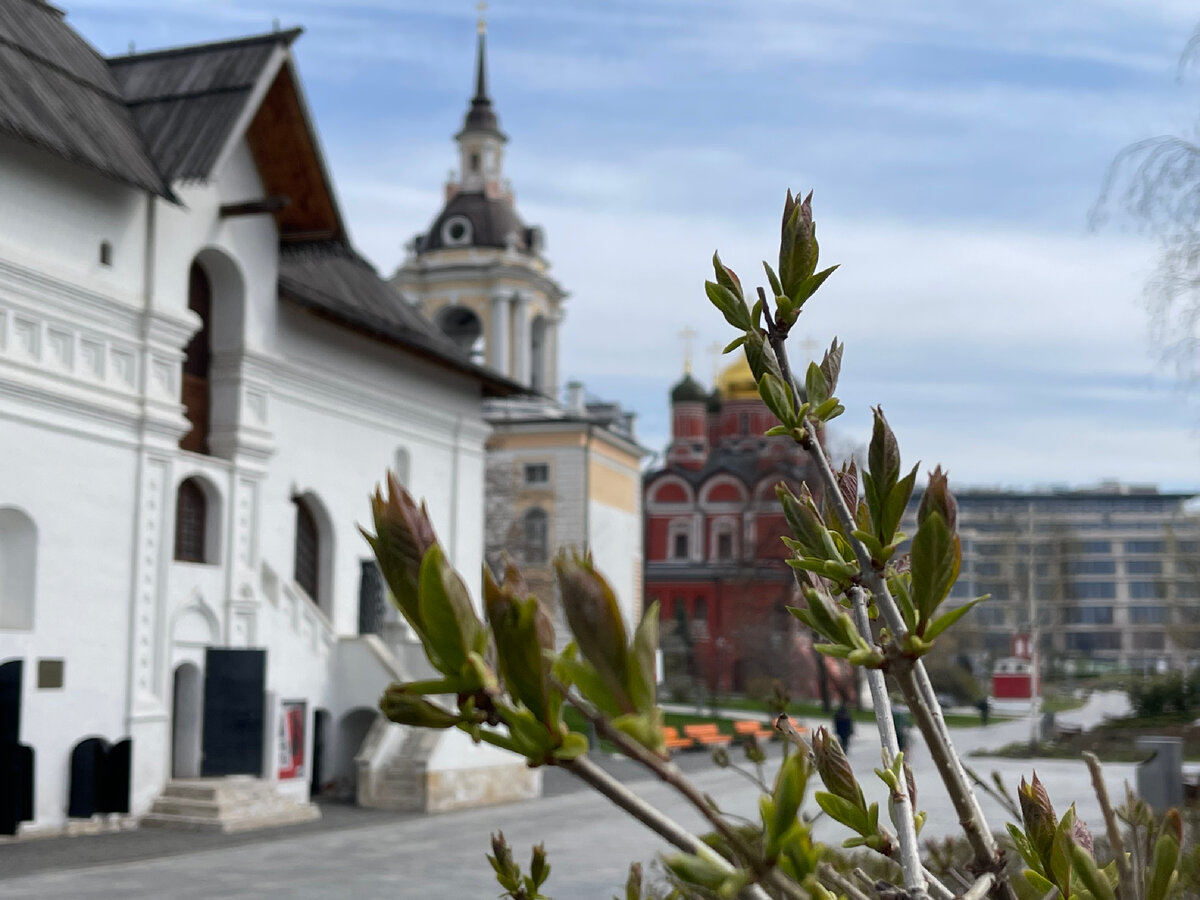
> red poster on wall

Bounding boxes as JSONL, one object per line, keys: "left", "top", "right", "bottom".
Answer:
{"left": 277, "top": 700, "right": 306, "bottom": 780}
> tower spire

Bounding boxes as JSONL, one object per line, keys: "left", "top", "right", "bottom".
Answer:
{"left": 457, "top": 1, "right": 504, "bottom": 141}
{"left": 474, "top": 2, "right": 489, "bottom": 102}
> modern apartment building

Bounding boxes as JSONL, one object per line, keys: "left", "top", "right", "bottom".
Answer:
{"left": 924, "top": 483, "right": 1200, "bottom": 675}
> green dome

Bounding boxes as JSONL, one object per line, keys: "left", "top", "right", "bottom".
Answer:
{"left": 705, "top": 389, "right": 722, "bottom": 413}
{"left": 670, "top": 373, "right": 708, "bottom": 404}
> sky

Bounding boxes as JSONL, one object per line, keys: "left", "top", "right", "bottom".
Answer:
{"left": 69, "top": 1, "right": 1200, "bottom": 490}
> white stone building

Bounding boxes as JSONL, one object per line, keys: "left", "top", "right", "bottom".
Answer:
{"left": 0, "top": 4, "right": 535, "bottom": 837}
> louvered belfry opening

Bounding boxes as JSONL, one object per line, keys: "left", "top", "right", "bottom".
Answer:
{"left": 294, "top": 499, "right": 320, "bottom": 602}
{"left": 174, "top": 479, "right": 207, "bottom": 563}
{"left": 180, "top": 263, "right": 212, "bottom": 454}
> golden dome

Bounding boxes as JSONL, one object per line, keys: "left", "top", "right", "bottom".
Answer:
{"left": 715, "top": 353, "right": 759, "bottom": 400}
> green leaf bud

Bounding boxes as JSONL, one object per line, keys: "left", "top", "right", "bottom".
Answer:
{"left": 380, "top": 685, "right": 464, "bottom": 729}
{"left": 361, "top": 473, "right": 440, "bottom": 644}
{"left": 918, "top": 464, "right": 958, "bottom": 532}
{"left": 812, "top": 726, "right": 864, "bottom": 809}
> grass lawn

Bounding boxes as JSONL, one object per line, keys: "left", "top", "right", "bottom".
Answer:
{"left": 1039, "top": 694, "right": 1087, "bottom": 714}
{"left": 675, "top": 695, "right": 1002, "bottom": 729}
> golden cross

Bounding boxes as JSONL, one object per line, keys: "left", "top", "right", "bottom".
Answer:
{"left": 476, "top": 0, "right": 487, "bottom": 33}
{"left": 678, "top": 327, "right": 697, "bottom": 375}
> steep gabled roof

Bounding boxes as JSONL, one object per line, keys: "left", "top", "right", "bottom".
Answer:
{"left": 0, "top": 0, "right": 170, "bottom": 196}
{"left": 109, "top": 28, "right": 346, "bottom": 241}
{"left": 278, "top": 240, "right": 522, "bottom": 398}
{"left": 108, "top": 29, "right": 298, "bottom": 183}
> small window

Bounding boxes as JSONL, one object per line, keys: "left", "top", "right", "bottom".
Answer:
{"left": 295, "top": 500, "right": 320, "bottom": 600}
{"left": 739, "top": 412, "right": 749, "bottom": 434}
{"left": 524, "top": 463, "right": 549, "bottom": 485}
{"left": 716, "top": 532, "right": 733, "bottom": 560}
{"left": 470, "top": 152, "right": 481, "bottom": 172}
{"left": 99, "top": 241, "right": 112, "bottom": 266}
{"left": 673, "top": 532, "right": 689, "bottom": 560}
{"left": 442, "top": 216, "right": 473, "bottom": 247}
{"left": 37, "top": 659, "right": 64, "bottom": 689}
{"left": 523, "top": 508, "right": 549, "bottom": 565}
{"left": 174, "top": 479, "right": 207, "bottom": 563}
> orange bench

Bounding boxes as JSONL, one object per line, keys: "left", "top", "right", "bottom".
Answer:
{"left": 683, "top": 723, "right": 733, "bottom": 747}
{"left": 734, "top": 720, "right": 775, "bottom": 742}
{"left": 661, "top": 726, "right": 694, "bottom": 752}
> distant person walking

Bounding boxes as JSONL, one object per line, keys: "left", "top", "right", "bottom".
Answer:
{"left": 833, "top": 702, "right": 854, "bottom": 750}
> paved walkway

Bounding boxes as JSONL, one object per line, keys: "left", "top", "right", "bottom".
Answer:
{"left": 0, "top": 692, "right": 1139, "bottom": 899}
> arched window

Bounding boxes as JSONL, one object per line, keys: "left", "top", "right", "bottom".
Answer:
{"left": 0, "top": 508, "right": 36, "bottom": 630}
{"left": 523, "top": 507, "right": 549, "bottom": 565}
{"left": 436, "top": 305, "right": 484, "bottom": 360}
{"left": 180, "top": 262, "right": 212, "bottom": 454}
{"left": 294, "top": 499, "right": 320, "bottom": 601}
{"left": 174, "top": 479, "right": 208, "bottom": 563}
{"left": 717, "top": 532, "right": 733, "bottom": 560}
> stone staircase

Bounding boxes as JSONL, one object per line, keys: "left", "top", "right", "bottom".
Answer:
{"left": 358, "top": 727, "right": 441, "bottom": 811}
{"left": 141, "top": 777, "right": 321, "bottom": 833}
{"left": 357, "top": 724, "right": 444, "bottom": 816}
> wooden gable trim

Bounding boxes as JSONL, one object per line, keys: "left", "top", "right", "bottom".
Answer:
{"left": 245, "top": 62, "right": 343, "bottom": 241}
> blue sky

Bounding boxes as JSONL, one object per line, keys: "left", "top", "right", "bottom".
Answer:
{"left": 71, "top": 1, "right": 1200, "bottom": 489}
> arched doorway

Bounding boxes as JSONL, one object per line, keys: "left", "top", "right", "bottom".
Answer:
{"left": 180, "top": 262, "right": 212, "bottom": 454}
{"left": 335, "top": 708, "right": 377, "bottom": 799}
{"left": 171, "top": 662, "right": 203, "bottom": 778}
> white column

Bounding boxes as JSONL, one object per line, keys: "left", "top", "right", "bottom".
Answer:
{"left": 489, "top": 293, "right": 511, "bottom": 374}
{"left": 511, "top": 292, "right": 531, "bottom": 386}
{"left": 546, "top": 310, "right": 562, "bottom": 401}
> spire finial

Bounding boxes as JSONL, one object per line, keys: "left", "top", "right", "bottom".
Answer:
{"left": 679, "top": 327, "right": 698, "bottom": 376}
{"left": 472, "top": 2, "right": 490, "bottom": 102}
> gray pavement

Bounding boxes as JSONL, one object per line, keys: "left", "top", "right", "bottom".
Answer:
{"left": 0, "top": 692, "right": 1140, "bottom": 899}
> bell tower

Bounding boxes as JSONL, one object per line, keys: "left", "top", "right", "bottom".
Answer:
{"left": 391, "top": 6, "right": 567, "bottom": 396}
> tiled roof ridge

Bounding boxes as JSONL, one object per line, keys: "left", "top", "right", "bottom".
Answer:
{"left": 0, "top": 30, "right": 122, "bottom": 103}
{"left": 124, "top": 82, "right": 256, "bottom": 108}
{"left": 107, "top": 27, "right": 301, "bottom": 65}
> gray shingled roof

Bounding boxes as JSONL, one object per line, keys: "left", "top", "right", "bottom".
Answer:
{"left": 277, "top": 241, "right": 522, "bottom": 397}
{"left": 108, "top": 30, "right": 297, "bottom": 182}
{"left": 0, "top": 0, "right": 170, "bottom": 196}
{"left": 420, "top": 190, "right": 532, "bottom": 253}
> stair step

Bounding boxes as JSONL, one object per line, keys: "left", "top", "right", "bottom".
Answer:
{"left": 140, "top": 804, "right": 320, "bottom": 833}
{"left": 142, "top": 779, "right": 320, "bottom": 834}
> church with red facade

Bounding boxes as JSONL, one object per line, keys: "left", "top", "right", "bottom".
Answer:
{"left": 643, "top": 355, "right": 856, "bottom": 704}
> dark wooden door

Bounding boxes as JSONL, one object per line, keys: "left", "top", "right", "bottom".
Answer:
{"left": 100, "top": 739, "right": 132, "bottom": 814}
{"left": 68, "top": 737, "right": 107, "bottom": 818}
{"left": 201, "top": 649, "right": 266, "bottom": 777}
{"left": 0, "top": 661, "right": 32, "bottom": 835}
{"left": 0, "top": 660, "right": 19, "bottom": 746}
